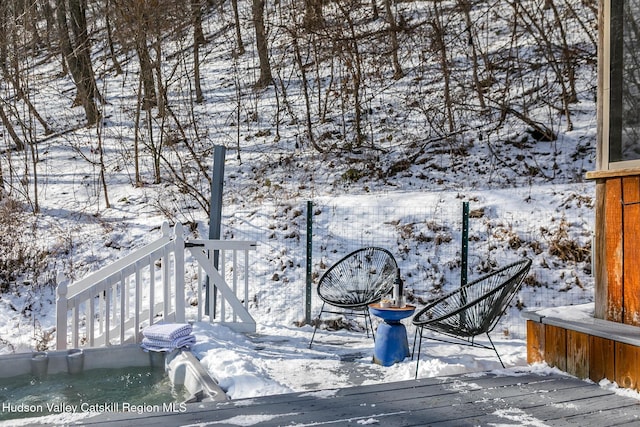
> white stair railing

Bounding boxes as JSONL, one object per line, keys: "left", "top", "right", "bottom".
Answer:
{"left": 56, "top": 222, "right": 257, "bottom": 350}
{"left": 187, "top": 240, "right": 257, "bottom": 333}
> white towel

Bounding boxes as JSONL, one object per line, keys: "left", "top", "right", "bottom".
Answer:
{"left": 140, "top": 335, "right": 196, "bottom": 352}
{"left": 142, "top": 323, "right": 192, "bottom": 341}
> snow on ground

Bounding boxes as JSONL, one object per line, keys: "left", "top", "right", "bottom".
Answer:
{"left": 189, "top": 321, "right": 527, "bottom": 399}
{"left": 0, "top": 3, "right": 612, "bottom": 425}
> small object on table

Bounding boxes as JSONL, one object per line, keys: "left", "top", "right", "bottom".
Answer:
{"left": 368, "top": 303, "right": 416, "bottom": 366}
{"left": 379, "top": 298, "right": 393, "bottom": 308}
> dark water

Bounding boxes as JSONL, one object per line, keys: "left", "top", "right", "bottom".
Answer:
{"left": 0, "top": 366, "right": 186, "bottom": 421}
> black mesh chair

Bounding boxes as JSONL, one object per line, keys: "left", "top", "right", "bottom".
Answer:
{"left": 412, "top": 258, "right": 531, "bottom": 377}
{"left": 309, "top": 247, "right": 399, "bottom": 348}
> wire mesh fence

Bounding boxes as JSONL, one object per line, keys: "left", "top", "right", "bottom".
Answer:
{"left": 223, "top": 197, "right": 594, "bottom": 340}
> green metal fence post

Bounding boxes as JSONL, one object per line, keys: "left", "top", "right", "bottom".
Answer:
{"left": 461, "top": 201, "right": 469, "bottom": 288}
{"left": 305, "top": 200, "right": 313, "bottom": 324}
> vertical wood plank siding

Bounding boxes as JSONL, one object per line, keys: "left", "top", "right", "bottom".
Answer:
{"left": 566, "top": 330, "right": 589, "bottom": 379}
{"left": 589, "top": 335, "right": 615, "bottom": 383}
{"left": 604, "top": 177, "right": 623, "bottom": 321}
{"left": 597, "top": 176, "right": 640, "bottom": 324}
{"left": 526, "top": 321, "right": 545, "bottom": 364}
{"left": 527, "top": 320, "right": 638, "bottom": 390}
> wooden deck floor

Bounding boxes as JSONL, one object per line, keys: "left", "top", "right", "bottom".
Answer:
{"left": 83, "top": 371, "right": 640, "bottom": 426}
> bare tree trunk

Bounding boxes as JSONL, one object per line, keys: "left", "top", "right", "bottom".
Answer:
{"left": 253, "top": 0, "right": 272, "bottom": 88}
{"left": 383, "top": 0, "right": 402, "bottom": 79}
{"left": 134, "top": 75, "right": 143, "bottom": 186}
{"left": 23, "top": 0, "right": 43, "bottom": 51}
{"left": 41, "top": 0, "right": 56, "bottom": 51}
{"left": 5, "top": 72, "right": 53, "bottom": 135}
{"left": 232, "top": 0, "right": 245, "bottom": 54}
{"left": 95, "top": 124, "right": 111, "bottom": 208}
{"left": 337, "top": 2, "right": 365, "bottom": 145}
{"left": 0, "top": 2, "right": 7, "bottom": 77}
{"left": 105, "top": 0, "right": 123, "bottom": 75}
{"left": 548, "top": 0, "right": 578, "bottom": 103}
{"left": 291, "top": 30, "right": 323, "bottom": 152}
{"left": 0, "top": 102, "right": 24, "bottom": 150}
{"left": 193, "top": 36, "right": 204, "bottom": 103}
{"left": 192, "top": 0, "right": 204, "bottom": 103}
{"left": 432, "top": 3, "right": 455, "bottom": 133}
{"left": 28, "top": 138, "right": 39, "bottom": 213}
{"left": 146, "top": 107, "right": 161, "bottom": 184}
{"left": 136, "top": 35, "right": 157, "bottom": 110}
{"left": 69, "top": 0, "right": 102, "bottom": 104}
{"left": 459, "top": 0, "right": 486, "bottom": 110}
{"left": 0, "top": 151, "right": 4, "bottom": 199}
{"left": 191, "top": 0, "right": 206, "bottom": 46}
{"left": 152, "top": 37, "right": 166, "bottom": 117}
{"left": 0, "top": 2, "right": 51, "bottom": 135}
{"left": 56, "top": 0, "right": 100, "bottom": 126}
{"left": 303, "top": 0, "right": 323, "bottom": 29}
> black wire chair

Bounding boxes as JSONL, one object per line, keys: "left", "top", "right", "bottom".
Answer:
{"left": 309, "top": 247, "right": 399, "bottom": 348}
{"left": 412, "top": 258, "right": 532, "bottom": 378}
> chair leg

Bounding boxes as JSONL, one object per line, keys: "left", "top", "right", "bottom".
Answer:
{"left": 411, "top": 327, "right": 418, "bottom": 359}
{"left": 486, "top": 333, "right": 505, "bottom": 368}
{"left": 308, "top": 303, "right": 325, "bottom": 349}
{"left": 414, "top": 327, "right": 424, "bottom": 379}
{"left": 365, "top": 311, "right": 376, "bottom": 342}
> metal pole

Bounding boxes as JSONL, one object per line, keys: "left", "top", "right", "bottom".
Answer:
{"left": 305, "top": 200, "right": 313, "bottom": 324}
{"left": 461, "top": 201, "right": 469, "bottom": 288}
{"left": 459, "top": 201, "right": 470, "bottom": 328}
{"left": 206, "top": 145, "right": 226, "bottom": 316}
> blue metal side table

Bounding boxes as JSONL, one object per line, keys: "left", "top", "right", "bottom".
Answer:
{"left": 369, "top": 303, "right": 416, "bottom": 366}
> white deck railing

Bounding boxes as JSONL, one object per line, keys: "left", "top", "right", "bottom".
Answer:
{"left": 56, "top": 222, "right": 257, "bottom": 350}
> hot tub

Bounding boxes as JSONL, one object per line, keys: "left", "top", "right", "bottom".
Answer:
{"left": 0, "top": 345, "right": 226, "bottom": 422}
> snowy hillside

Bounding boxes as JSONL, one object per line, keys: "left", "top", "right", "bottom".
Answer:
{"left": 0, "top": 0, "right": 598, "bottom": 394}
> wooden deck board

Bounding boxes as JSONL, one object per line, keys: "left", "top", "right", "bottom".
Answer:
{"left": 82, "top": 371, "right": 640, "bottom": 426}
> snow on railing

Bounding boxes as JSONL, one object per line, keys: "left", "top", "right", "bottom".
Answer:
{"left": 56, "top": 222, "right": 257, "bottom": 350}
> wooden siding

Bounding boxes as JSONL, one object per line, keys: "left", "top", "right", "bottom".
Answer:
{"left": 595, "top": 175, "right": 640, "bottom": 324}
{"left": 527, "top": 320, "right": 640, "bottom": 391}
{"left": 615, "top": 342, "right": 640, "bottom": 390}
{"left": 589, "top": 335, "right": 615, "bottom": 383}
{"left": 544, "top": 325, "right": 567, "bottom": 371}
{"left": 603, "top": 176, "right": 623, "bottom": 321}
{"left": 566, "top": 330, "right": 589, "bottom": 380}
{"left": 526, "top": 321, "right": 545, "bottom": 364}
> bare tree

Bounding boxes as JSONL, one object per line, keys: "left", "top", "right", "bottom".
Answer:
{"left": 253, "top": 0, "right": 273, "bottom": 88}
{"left": 0, "top": 103, "right": 24, "bottom": 150}
{"left": 303, "top": 0, "right": 323, "bottom": 30}
{"left": 383, "top": 0, "right": 403, "bottom": 79}
{"left": 104, "top": 0, "right": 123, "bottom": 75}
{"left": 191, "top": 0, "right": 205, "bottom": 103}
{"left": 335, "top": 0, "right": 365, "bottom": 145}
{"left": 232, "top": 0, "right": 245, "bottom": 54}
{"left": 56, "top": 0, "right": 101, "bottom": 126}
{"left": 431, "top": 2, "right": 455, "bottom": 133}
{"left": 459, "top": 0, "right": 486, "bottom": 110}
{"left": 0, "top": 2, "right": 7, "bottom": 76}
{"left": 112, "top": 0, "right": 157, "bottom": 109}
{"left": 509, "top": 1, "right": 575, "bottom": 132}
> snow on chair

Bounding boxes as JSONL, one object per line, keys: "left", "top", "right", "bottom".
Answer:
{"left": 412, "top": 258, "right": 531, "bottom": 378}
{"left": 309, "top": 247, "right": 399, "bottom": 348}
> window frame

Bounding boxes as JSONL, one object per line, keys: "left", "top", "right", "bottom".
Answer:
{"left": 602, "top": 0, "right": 640, "bottom": 170}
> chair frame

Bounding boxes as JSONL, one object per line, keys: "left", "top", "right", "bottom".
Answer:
{"left": 412, "top": 258, "right": 532, "bottom": 378}
{"left": 309, "top": 247, "right": 399, "bottom": 348}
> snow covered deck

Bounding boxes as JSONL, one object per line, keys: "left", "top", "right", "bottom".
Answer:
{"left": 80, "top": 370, "right": 640, "bottom": 426}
